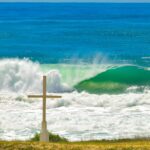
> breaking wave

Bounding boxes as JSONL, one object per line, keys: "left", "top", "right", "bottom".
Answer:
{"left": 0, "top": 59, "right": 71, "bottom": 93}
{"left": 0, "top": 59, "right": 149, "bottom": 95}
{"left": 74, "top": 65, "right": 150, "bottom": 94}
{"left": 0, "top": 59, "right": 150, "bottom": 141}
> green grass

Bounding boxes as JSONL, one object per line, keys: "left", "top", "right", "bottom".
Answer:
{"left": 1, "top": 139, "right": 150, "bottom": 150}
{"left": 1, "top": 133, "right": 150, "bottom": 150}
{"left": 30, "top": 132, "right": 68, "bottom": 142}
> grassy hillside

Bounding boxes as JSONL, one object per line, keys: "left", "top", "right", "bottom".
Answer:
{"left": 1, "top": 140, "right": 150, "bottom": 150}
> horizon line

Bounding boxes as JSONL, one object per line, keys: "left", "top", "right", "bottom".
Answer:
{"left": 0, "top": 1, "right": 149, "bottom": 3}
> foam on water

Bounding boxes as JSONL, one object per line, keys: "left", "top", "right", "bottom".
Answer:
{"left": 0, "top": 90, "right": 150, "bottom": 141}
{"left": 0, "top": 59, "right": 71, "bottom": 93}
{"left": 0, "top": 58, "right": 150, "bottom": 141}
{"left": 0, "top": 58, "right": 110, "bottom": 94}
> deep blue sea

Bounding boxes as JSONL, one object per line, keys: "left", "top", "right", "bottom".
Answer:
{"left": 0, "top": 3, "right": 149, "bottom": 66}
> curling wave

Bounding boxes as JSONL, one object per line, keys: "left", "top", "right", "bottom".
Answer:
{"left": 74, "top": 65, "right": 150, "bottom": 94}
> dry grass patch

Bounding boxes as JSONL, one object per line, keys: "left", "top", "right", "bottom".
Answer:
{"left": 1, "top": 140, "right": 150, "bottom": 150}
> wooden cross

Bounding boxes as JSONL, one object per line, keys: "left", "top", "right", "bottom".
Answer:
{"left": 28, "top": 76, "right": 61, "bottom": 142}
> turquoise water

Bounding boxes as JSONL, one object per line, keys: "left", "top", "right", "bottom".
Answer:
{"left": 40, "top": 63, "right": 110, "bottom": 86}
{"left": 75, "top": 65, "right": 150, "bottom": 94}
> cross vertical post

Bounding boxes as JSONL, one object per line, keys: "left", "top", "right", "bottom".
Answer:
{"left": 40, "top": 76, "right": 49, "bottom": 142}
{"left": 43, "top": 76, "right": 46, "bottom": 122}
{"left": 28, "top": 75, "right": 62, "bottom": 142}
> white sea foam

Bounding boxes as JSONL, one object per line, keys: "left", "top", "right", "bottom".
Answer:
{"left": 0, "top": 58, "right": 150, "bottom": 141}
{"left": 0, "top": 90, "right": 150, "bottom": 141}
{"left": 0, "top": 59, "right": 71, "bottom": 93}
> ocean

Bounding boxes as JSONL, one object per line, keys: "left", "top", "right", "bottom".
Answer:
{"left": 0, "top": 3, "right": 150, "bottom": 141}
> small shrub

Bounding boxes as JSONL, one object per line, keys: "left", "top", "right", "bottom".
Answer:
{"left": 30, "top": 132, "right": 68, "bottom": 142}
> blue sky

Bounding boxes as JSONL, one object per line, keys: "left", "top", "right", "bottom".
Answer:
{"left": 0, "top": 0, "right": 150, "bottom": 2}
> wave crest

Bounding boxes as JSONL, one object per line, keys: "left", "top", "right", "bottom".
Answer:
{"left": 0, "top": 59, "right": 71, "bottom": 93}
{"left": 74, "top": 65, "right": 150, "bottom": 94}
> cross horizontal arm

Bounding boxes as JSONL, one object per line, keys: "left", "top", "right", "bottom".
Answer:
{"left": 28, "top": 95, "right": 62, "bottom": 99}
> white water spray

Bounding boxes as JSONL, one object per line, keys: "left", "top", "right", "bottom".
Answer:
{"left": 0, "top": 59, "right": 71, "bottom": 93}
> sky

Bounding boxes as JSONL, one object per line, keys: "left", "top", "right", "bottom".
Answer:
{"left": 0, "top": 0, "right": 150, "bottom": 2}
